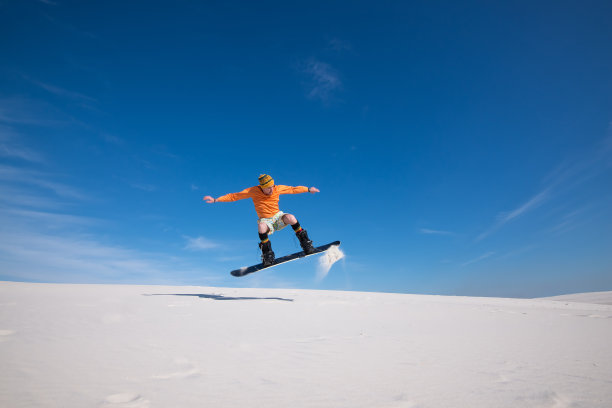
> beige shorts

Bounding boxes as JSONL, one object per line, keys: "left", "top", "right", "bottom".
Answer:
{"left": 258, "top": 211, "right": 288, "bottom": 235}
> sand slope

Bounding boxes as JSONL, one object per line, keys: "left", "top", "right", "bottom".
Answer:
{"left": 1, "top": 282, "right": 611, "bottom": 407}
{"left": 539, "top": 291, "right": 612, "bottom": 306}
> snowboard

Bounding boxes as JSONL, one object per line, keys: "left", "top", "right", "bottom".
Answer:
{"left": 230, "top": 241, "right": 341, "bottom": 277}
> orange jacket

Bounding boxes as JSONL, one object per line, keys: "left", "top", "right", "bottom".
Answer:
{"left": 216, "top": 185, "right": 309, "bottom": 219}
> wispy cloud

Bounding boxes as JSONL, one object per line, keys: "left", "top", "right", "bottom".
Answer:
{"left": 0, "top": 179, "right": 219, "bottom": 285}
{"left": 130, "top": 183, "right": 157, "bottom": 192}
{"left": 41, "top": 12, "right": 98, "bottom": 40}
{"left": 476, "top": 188, "right": 550, "bottom": 241}
{"left": 0, "top": 165, "right": 88, "bottom": 200}
{"left": 151, "top": 144, "right": 180, "bottom": 160}
{"left": 327, "top": 38, "right": 352, "bottom": 52}
{"left": 0, "top": 126, "right": 44, "bottom": 163}
{"left": 545, "top": 136, "right": 612, "bottom": 193}
{"left": 0, "top": 186, "right": 64, "bottom": 209}
{"left": 23, "top": 75, "right": 96, "bottom": 103}
{"left": 0, "top": 135, "right": 221, "bottom": 285}
{"left": 496, "top": 245, "right": 538, "bottom": 261}
{"left": 477, "top": 134, "right": 612, "bottom": 242}
{"left": 419, "top": 228, "right": 455, "bottom": 236}
{"left": 102, "top": 133, "right": 125, "bottom": 146}
{"left": 462, "top": 251, "right": 495, "bottom": 267}
{"left": 301, "top": 59, "right": 342, "bottom": 104}
{"left": 500, "top": 189, "right": 550, "bottom": 223}
{"left": 0, "top": 228, "right": 217, "bottom": 284}
{"left": 6, "top": 208, "right": 101, "bottom": 227}
{"left": 184, "top": 236, "right": 221, "bottom": 251}
{"left": 546, "top": 204, "right": 601, "bottom": 236}
{"left": 0, "top": 142, "right": 44, "bottom": 162}
{"left": 0, "top": 96, "right": 76, "bottom": 127}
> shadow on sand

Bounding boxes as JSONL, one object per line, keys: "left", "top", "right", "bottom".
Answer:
{"left": 145, "top": 293, "right": 294, "bottom": 302}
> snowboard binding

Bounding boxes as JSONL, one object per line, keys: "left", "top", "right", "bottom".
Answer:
{"left": 296, "top": 229, "right": 316, "bottom": 255}
{"left": 259, "top": 240, "right": 275, "bottom": 267}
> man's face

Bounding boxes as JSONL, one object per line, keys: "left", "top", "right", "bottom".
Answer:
{"left": 262, "top": 186, "right": 274, "bottom": 195}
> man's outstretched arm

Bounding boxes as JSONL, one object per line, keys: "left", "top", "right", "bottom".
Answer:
{"left": 276, "top": 185, "right": 320, "bottom": 195}
{"left": 203, "top": 187, "right": 255, "bottom": 204}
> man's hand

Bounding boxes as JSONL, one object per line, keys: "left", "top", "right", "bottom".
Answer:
{"left": 308, "top": 187, "right": 320, "bottom": 194}
{"left": 203, "top": 195, "right": 215, "bottom": 203}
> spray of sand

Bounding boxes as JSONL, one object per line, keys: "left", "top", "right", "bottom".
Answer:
{"left": 316, "top": 245, "right": 345, "bottom": 281}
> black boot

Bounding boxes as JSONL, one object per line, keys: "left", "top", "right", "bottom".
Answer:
{"left": 259, "top": 240, "right": 275, "bottom": 266}
{"left": 296, "top": 229, "right": 316, "bottom": 255}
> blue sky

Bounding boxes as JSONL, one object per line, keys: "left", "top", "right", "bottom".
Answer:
{"left": 1, "top": 1, "right": 611, "bottom": 297}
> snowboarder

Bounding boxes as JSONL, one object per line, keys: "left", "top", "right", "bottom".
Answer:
{"left": 203, "top": 174, "right": 320, "bottom": 266}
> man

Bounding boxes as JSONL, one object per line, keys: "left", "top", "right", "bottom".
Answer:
{"left": 203, "top": 174, "right": 320, "bottom": 266}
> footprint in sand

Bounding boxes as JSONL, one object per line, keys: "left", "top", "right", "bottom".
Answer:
{"left": 379, "top": 394, "right": 422, "bottom": 408}
{"left": 518, "top": 390, "right": 575, "bottom": 408}
{"left": 152, "top": 358, "right": 200, "bottom": 380}
{"left": 489, "top": 360, "right": 522, "bottom": 385}
{"left": 571, "top": 314, "right": 612, "bottom": 319}
{"left": 0, "top": 329, "right": 15, "bottom": 342}
{"left": 101, "top": 392, "right": 149, "bottom": 407}
{"left": 490, "top": 309, "right": 528, "bottom": 315}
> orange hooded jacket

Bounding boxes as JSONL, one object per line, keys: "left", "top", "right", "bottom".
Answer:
{"left": 216, "top": 185, "right": 309, "bottom": 219}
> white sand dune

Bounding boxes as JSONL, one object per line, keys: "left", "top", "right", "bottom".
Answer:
{"left": 1, "top": 282, "right": 611, "bottom": 408}
{"left": 539, "top": 291, "right": 612, "bottom": 306}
